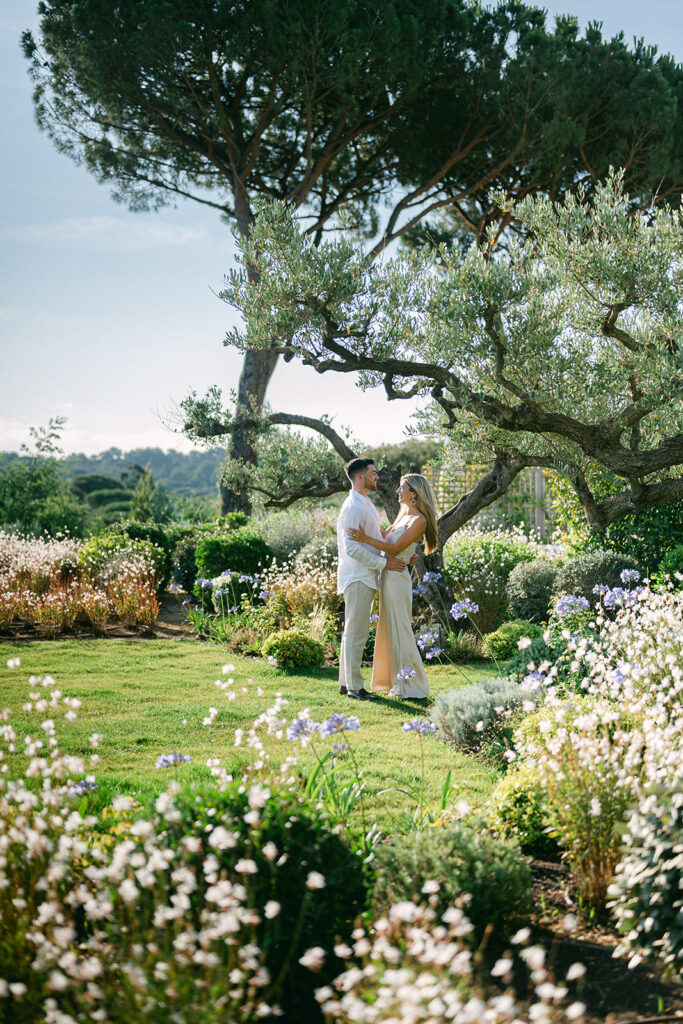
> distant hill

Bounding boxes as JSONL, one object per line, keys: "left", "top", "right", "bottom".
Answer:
{"left": 0, "top": 447, "right": 224, "bottom": 497}
{"left": 0, "top": 437, "right": 440, "bottom": 501}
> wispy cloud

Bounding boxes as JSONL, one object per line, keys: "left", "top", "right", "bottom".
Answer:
{"left": 4, "top": 216, "right": 210, "bottom": 250}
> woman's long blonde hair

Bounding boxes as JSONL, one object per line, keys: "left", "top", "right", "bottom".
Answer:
{"left": 402, "top": 474, "right": 439, "bottom": 554}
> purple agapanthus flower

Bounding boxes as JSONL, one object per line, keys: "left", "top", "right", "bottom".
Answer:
{"left": 450, "top": 598, "right": 479, "bottom": 621}
{"left": 286, "top": 718, "right": 319, "bottom": 741}
{"left": 156, "top": 751, "right": 192, "bottom": 769}
{"left": 72, "top": 779, "right": 99, "bottom": 796}
{"left": 319, "top": 713, "right": 361, "bottom": 738}
{"left": 401, "top": 718, "right": 436, "bottom": 735}
{"left": 555, "top": 594, "right": 589, "bottom": 618}
{"left": 397, "top": 666, "right": 416, "bottom": 681}
{"left": 620, "top": 569, "right": 641, "bottom": 585}
{"left": 422, "top": 571, "right": 442, "bottom": 584}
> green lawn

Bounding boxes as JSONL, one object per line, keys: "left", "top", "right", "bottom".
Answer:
{"left": 0, "top": 638, "right": 501, "bottom": 831}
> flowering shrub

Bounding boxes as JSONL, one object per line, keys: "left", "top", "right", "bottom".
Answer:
{"left": 256, "top": 506, "right": 335, "bottom": 563}
{"left": 372, "top": 822, "right": 532, "bottom": 943}
{"left": 315, "top": 902, "right": 586, "bottom": 1023}
{"left": 78, "top": 531, "right": 166, "bottom": 591}
{"left": 506, "top": 557, "right": 560, "bottom": 623}
{"left": 610, "top": 775, "right": 683, "bottom": 978}
{"left": 263, "top": 550, "right": 341, "bottom": 625}
{"left": 431, "top": 677, "right": 528, "bottom": 753}
{"left": 0, "top": 665, "right": 367, "bottom": 1023}
{"left": 443, "top": 526, "right": 539, "bottom": 633}
{"left": 513, "top": 698, "right": 645, "bottom": 907}
{"left": 101, "top": 550, "right": 159, "bottom": 627}
{"left": 0, "top": 532, "right": 157, "bottom": 633}
{"left": 484, "top": 620, "right": 543, "bottom": 662}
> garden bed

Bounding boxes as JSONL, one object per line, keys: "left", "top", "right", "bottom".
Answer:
{"left": 527, "top": 859, "right": 683, "bottom": 1023}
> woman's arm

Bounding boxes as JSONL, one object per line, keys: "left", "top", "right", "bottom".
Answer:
{"left": 347, "top": 516, "right": 425, "bottom": 555}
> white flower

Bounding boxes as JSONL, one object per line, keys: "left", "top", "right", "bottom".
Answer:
{"left": 562, "top": 913, "right": 578, "bottom": 932}
{"left": 263, "top": 841, "right": 278, "bottom": 861}
{"left": 421, "top": 880, "right": 440, "bottom": 894}
{"left": 566, "top": 1002, "right": 586, "bottom": 1019}
{"left": 264, "top": 901, "right": 281, "bottom": 919}
{"left": 235, "top": 858, "right": 258, "bottom": 874}
{"left": 119, "top": 878, "right": 139, "bottom": 904}
{"left": 566, "top": 962, "right": 586, "bottom": 981}
{"left": 299, "top": 946, "right": 326, "bottom": 971}
{"left": 491, "top": 957, "right": 513, "bottom": 977}
{"left": 306, "top": 871, "right": 326, "bottom": 890}
{"left": 518, "top": 636, "right": 533, "bottom": 650}
{"left": 112, "top": 795, "right": 134, "bottom": 813}
{"left": 590, "top": 798, "right": 601, "bottom": 817}
{"left": 208, "top": 827, "right": 237, "bottom": 850}
{"left": 6, "top": 658, "right": 20, "bottom": 669}
{"left": 9, "top": 982, "right": 27, "bottom": 998}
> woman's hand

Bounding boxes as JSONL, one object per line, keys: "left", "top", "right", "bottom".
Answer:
{"left": 347, "top": 523, "right": 369, "bottom": 543}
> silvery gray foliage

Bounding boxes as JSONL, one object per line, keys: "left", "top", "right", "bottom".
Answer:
{"left": 225, "top": 172, "right": 683, "bottom": 532}
{"left": 611, "top": 778, "right": 683, "bottom": 978}
{"left": 431, "top": 676, "right": 528, "bottom": 750}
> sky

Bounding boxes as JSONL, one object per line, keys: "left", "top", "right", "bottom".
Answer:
{"left": 1, "top": 1, "right": 682, "bottom": 457}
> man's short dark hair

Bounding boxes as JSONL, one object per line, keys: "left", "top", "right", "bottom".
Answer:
{"left": 345, "top": 457, "right": 375, "bottom": 482}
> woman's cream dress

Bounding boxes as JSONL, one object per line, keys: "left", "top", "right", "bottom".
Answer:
{"left": 370, "top": 522, "right": 429, "bottom": 698}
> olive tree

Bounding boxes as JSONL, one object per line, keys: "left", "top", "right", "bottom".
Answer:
{"left": 25, "top": 1, "right": 683, "bottom": 511}
{"left": 187, "top": 173, "right": 683, "bottom": 555}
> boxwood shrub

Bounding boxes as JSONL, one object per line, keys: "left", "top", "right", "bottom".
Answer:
{"left": 506, "top": 557, "right": 559, "bottom": 623}
{"left": 261, "top": 628, "right": 326, "bottom": 671}
{"left": 373, "top": 821, "right": 532, "bottom": 943}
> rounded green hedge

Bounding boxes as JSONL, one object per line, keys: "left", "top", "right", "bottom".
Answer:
{"left": 261, "top": 628, "right": 326, "bottom": 671}
{"left": 373, "top": 821, "right": 532, "bottom": 943}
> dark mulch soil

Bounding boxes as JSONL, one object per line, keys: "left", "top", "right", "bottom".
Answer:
{"left": 529, "top": 859, "right": 683, "bottom": 1024}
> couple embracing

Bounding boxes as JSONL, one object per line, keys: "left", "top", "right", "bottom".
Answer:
{"left": 336, "top": 457, "right": 439, "bottom": 701}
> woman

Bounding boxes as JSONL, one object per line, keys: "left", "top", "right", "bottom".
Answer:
{"left": 347, "top": 474, "right": 439, "bottom": 698}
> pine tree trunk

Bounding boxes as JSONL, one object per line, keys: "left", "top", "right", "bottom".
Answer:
{"left": 220, "top": 186, "right": 279, "bottom": 514}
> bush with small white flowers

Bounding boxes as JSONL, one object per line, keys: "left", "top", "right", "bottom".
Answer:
{"left": 610, "top": 775, "right": 683, "bottom": 979}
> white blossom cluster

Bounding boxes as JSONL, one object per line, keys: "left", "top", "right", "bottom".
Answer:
{"left": 313, "top": 900, "right": 585, "bottom": 1023}
{"left": 0, "top": 669, "right": 288, "bottom": 1021}
{"left": 0, "top": 532, "right": 158, "bottom": 634}
{"left": 510, "top": 585, "right": 683, "bottom": 910}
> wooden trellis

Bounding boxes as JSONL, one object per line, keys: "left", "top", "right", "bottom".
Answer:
{"left": 421, "top": 464, "right": 553, "bottom": 539}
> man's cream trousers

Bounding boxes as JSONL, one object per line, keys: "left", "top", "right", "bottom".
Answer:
{"left": 339, "top": 581, "right": 375, "bottom": 691}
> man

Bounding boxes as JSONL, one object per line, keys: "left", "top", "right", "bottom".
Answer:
{"left": 337, "top": 458, "right": 408, "bottom": 700}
